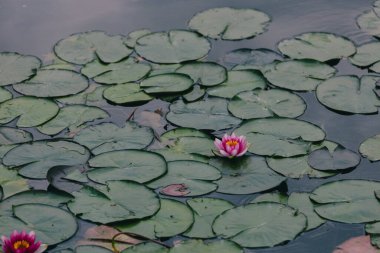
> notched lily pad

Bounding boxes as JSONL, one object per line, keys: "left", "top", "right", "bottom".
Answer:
{"left": 140, "top": 73, "right": 193, "bottom": 95}
{"left": 359, "top": 134, "right": 380, "bottom": 161}
{"left": 0, "top": 87, "right": 12, "bottom": 102}
{"left": 103, "top": 83, "right": 153, "bottom": 105}
{"left": 175, "top": 62, "right": 227, "bottom": 87}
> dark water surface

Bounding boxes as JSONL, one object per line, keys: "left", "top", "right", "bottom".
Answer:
{"left": 1, "top": 0, "right": 379, "bottom": 252}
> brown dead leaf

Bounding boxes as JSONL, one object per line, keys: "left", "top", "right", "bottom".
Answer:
{"left": 333, "top": 235, "right": 379, "bottom": 253}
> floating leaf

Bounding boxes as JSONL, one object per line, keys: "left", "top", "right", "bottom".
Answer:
{"left": 0, "top": 165, "right": 29, "bottom": 200}
{"left": 103, "top": 83, "right": 153, "bottom": 105}
{"left": 188, "top": 7, "right": 270, "bottom": 40}
{"left": 167, "top": 136, "right": 215, "bottom": 157}
{"left": 332, "top": 235, "right": 378, "bottom": 253}
{"left": 124, "top": 29, "right": 152, "bottom": 48}
{"left": 228, "top": 89, "right": 306, "bottom": 119}
{"left": 0, "top": 87, "right": 12, "bottom": 102}
{"left": 87, "top": 150, "right": 167, "bottom": 184}
{"left": 68, "top": 181, "right": 159, "bottom": 223}
{"left": 56, "top": 84, "right": 107, "bottom": 106}
{"left": 360, "top": 134, "right": 380, "bottom": 161}
{"left": 152, "top": 149, "right": 209, "bottom": 163}
{"left": 357, "top": 4, "right": 380, "bottom": 38}
{"left": 0, "top": 127, "right": 32, "bottom": 145}
{"left": 278, "top": 32, "right": 356, "bottom": 62}
{"left": 209, "top": 156, "right": 285, "bottom": 195}
{"left": 0, "top": 52, "right": 41, "bottom": 86}
{"left": 135, "top": 30, "right": 211, "bottom": 63}
{"left": 213, "top": 203, "right": 306, "bottom": 248}
{"left": 183, "top": 85, "right": 205, "bottom": 102}
{"left": 0, "top": 97, "right": 59, "bottom": 127}
{"left": 140, "top": 74, "right": 193, "bottom": 95}
{"left": 160, "top": 184, "right": 190, "bottom": 196}
{"left": 160, "top": 128, "right": 210, "bottom": 140}
{"left": 366, "top": 222, "right": 380, "bottom": 248}
{"left": 349, "top": 42, "right": 380, "bottom": 67}
{"left": 2, "top": 140, "right": 90, "bottom": 179}
{"left": 170, "top": 240, "right": 243, "bottom": 253}
{"left": 175, "top": 62, "right": 227, "bottom": 87}
{"left": 121, "top": 242, "right": 168, "bottom": 253}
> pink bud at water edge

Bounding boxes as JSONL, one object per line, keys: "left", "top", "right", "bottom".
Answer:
{"left": 1, "top": 230, "right": 47, "bottom": 253}
{"left": 214, "top": 133, "right": 249, "bottom": 158}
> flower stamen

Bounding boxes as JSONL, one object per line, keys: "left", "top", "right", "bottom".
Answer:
{"left": 14, "top": 240, "right": 30, "bottom": 249}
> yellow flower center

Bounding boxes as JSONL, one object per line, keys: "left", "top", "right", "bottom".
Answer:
{"left": 226, "top": 140, "right": 238, "bottom": 147}
{"left": 13, "top": 240, "right": 30, "bottom": 249}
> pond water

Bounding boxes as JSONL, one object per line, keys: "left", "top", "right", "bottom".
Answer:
{"left": 1, "top": 0, "right": 380, "bottom": 252}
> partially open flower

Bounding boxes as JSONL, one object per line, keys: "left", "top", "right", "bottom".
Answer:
{"left": 1, "top": 230, "right": 47, "bottom": 253}
{"left": 214, "top": 133, "right": 249, "bottom": 158}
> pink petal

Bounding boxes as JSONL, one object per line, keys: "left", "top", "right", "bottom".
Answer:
{"left": 219, "top": 149, "right": 230, "bottom": 157}
{"left": 214, "top": 139, "right": 224, "bottom": 150}
{"left": 333, "top": 236, "right": 378, "bottom": 253}
{"left": 236, "top": 147, "right": 248, "bottom": 157}
{"left": 160, "top": 184, "right": 190, "bottom": 196}
{"left": 34, "top": 244, "right": 48, "bottom": 253}
{"left": 230, "top": 148, "right": 238, "bottom": 157}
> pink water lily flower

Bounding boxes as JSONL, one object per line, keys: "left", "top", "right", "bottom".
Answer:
{"left": 1, "top": 230, "right": 47, "bottom": 253}
{"left": 214, "top": 133, "right": 249, "bottom": 158}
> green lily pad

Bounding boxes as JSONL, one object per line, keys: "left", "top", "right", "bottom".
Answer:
{"left": 124, "top": 29, "right": 152, "bottom": 48}
{"left": 2, "top": 140, "right": 90, "bottom": 179}
{"left": 54, "top": 31, "right": 132, "bottom": 64}
{"left": 166, "top": 136, "right": 214, "bottom": 157}
{"left": 310, "top": 180, "right": 380, "bottom": 223}
{"left": 209, "top": 156, "right": 285, "bottom": 195}
{"left": 140, "top": 73, "right": 193, "bottom": 95}
{"left": 148, "top": 160, "right": 221, "bottom": 196}
{"left": 228, "top": 89, "right": 306, "bottom": 119}
{"left": 75, "top": 246, "right": 112, "bottom": 253}
{"left": 278, "top": 32, "right": 356, "bottom": 62}
{"left": 87, "top": 150, "right": 167, "bottom": 184}
{"left": 360, "top": 134, "right": 380, "bottom": 161}
{"left": 160, "top": 128, "right": 210, "bottom": 140}
{"left": 222, "top": 48, "right": 283, "bottom": 69}
{"left": 183, "top": 198, "right": 234, "bottom": 238}
{"left": 149, "top": 63, "right": 182, "bottom": 77}
{"left": 366, "top": 222, "right": 380, "bottom": 248}
{"left": 81, "top": 58, "right": 151, "bottom": 84}
{"left": 74, "top": 122, "right": 154, "bottom": 155}
{"left": 37, "top": 105, "right": 109, "bottom": 136}
{"left": 350, "top": 42, "right": 380, "bottom": 67}
{"left": 0, "top": 127, "right": 32, "bottom": 144}
{"left": 170, "top": 240, "right": 243, "bottom": 253}
{"left": 188, "top": 7, "right": 270, "bottom": 40}
{"left": 152, "top": 149, "right": 209, "bottom": 163}
{"left": 357, "top": 5, "right": 380, "bottom": 38}
{"left": 316, "top": 75, "right": 380, "bottom": 114}
{"left": 0, "top": 96, "right": 59, "bottom": 127}
{"left": 13, "top": 69, "right": 89, "bottom": 97}
{"left": 213, "top": 202, "right": 306, "bottom": 248}
{"left": 68, "top": 181, "right": 159, "bottom": 223}
{"left": 103, "top": 83, "right": 153, "bottom": 105}
{"left": 263, "top": 60, "right": 336, "bottom": 91}
{"left": 251, "top": 192, "right": 289, "bottom": 204}
{"left": 183, "top": 85, "right": 205, "bottom": 102}
{"left": 0, "top": 165, "right": 29, "bottom": 200}
{"left": 235, "top": 118, "right": 325, "bottom": 157}
{"left": 122, "top": 242, "right": 168, "bottom": 253}
{"left": 175, "top": 62, "right": 227, "bottom": 87}
{"left": 135, "top": 30, "right": 211, "bottom": 63}
{"left": 0, "top": 203, "right": 77, "bottom": 245}
{"left": 207, "top": 70, "right": 266, "bottom": 98}
{"left": 166, "top": 98, "right": 241, "bottom": 130}
{"left": 56, "top": 84, "right": 107, "bottom": 106}
{"left": 117, "top": 199, "right": 193, "bottom": 238}
{"left": 0, "top": 52, "right": 41, "bottom": 86}
{"left": 0, "top": 87, "right": 12, "bottom": 102}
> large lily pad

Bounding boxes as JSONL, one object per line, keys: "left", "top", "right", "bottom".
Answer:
{"left": 13, "top": 69, "right": 89, "bottom": 97}
{"left": 87, "top": 150, "right": 167, "bottom": 184}
{"left": 170, "top": 240, "right": 243, "bottom": 253}
{"left": 103, "top": 83, "right": 153, "bottom": 105}
{"left": 207, "top": 70, "right": 266, "bottom": 98}
{"left": 278, "top": 32, "right": 356, "bottom": 62}
{"left": 183, "top": 198, "right": 234, "bottom": 238}
{"left": 140, "top": 74, "right": 193, "bottom": 94}
{"left": 175, "top": 62, "right": 227, "bottom": 87}
{"left": 148, "top": 160, "right": 221, "bottom": 196}
{"left": 0, "top": 87, "right": 12, "bottom": 102}
{"left": 37, "top": 105, "right": 108, "bottom": 136}
{"left": 0, "top": 96, "right": 59, "bottom": 127}
{"left": 54, "top": 31, "right": 132, "bottom": 64}
{"left": 68, "top": 181, "right": 159, "bottom": 223}
{"left": 0, "top": 52, "right": 41, "bottom": 86}
{"left": 316, "top": 75, "right": 380, "bottom": 114}
{"left": 117, "top": 199, "right": 193, "bottom": 238}
{"left": 2, "top": 140, "right": 90, "bottom": 179}
{"left": 213, "top": 202, "right": 306, "bottom": 248}
{"left": 121, "top": 242, "right": 168, "bottom": 253}
{"left": 310, "top": 180, "right": 380, "bottom": 223}
{"left": 0, "top": 165, "right": 29, "bottom": 200}
{"left": 0, "top": 203, "right": 77, "bottom": 245}
{"left": 209, "top": 156, "right": 285, "bottom": 195}
{"left": 228, "top": 89, "right": 306, "bottom": 119}
{"left": 263, "top": 60, "right": 336, "bottom": 91}
{"left": 350, "top": 42, "right": 380, "bottom": 67}
{"left": 188, "top": 7, "right": 270, "bottom": 40}
{"left": 135, "top": 30, "right": 211, "bottom": 64}
{"left": 166, "top": 98, "right": 241, "bottom": 130}
{"left": 360, "top": 134, "right": 380, "bottom": 161}
{"left": 74, "top": 122, "right": 154, "bottom": 155}
{"left": 0, "top": 127, "right": 32, "bottom": 145}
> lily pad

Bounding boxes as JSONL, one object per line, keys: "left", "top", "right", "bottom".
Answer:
{"left": 349, "top": 42, "right": 380, "bottom": 67}
{"left": 117, "top": 199, "right": 193, "bottom": 238}
{"left": 103, "top": 83, "right": 153, "bottom": 105}
{"left": 2, "top": 140, "right": 90, "bottom": 179}
{"left": 0, "top": 165, "right": 29, "bottom": 200}
{"left": 135, "top": 30, "right": 211, "bottom": 63}
{"left": 263, "top": 60, "right": 336, "bottom": 91}
{"left": 166, "top": 98, "right": 241, "bottom": 130}
{"left": 87, "top": 150, "right": 167, "bottom": 184}
{"left": 54, "top": 31, "right": 132, "bottom": 64}
{"left": 188, "top": 7, "right": 270, "bottom": 40}
{"left": 56, "top": 84, "right": 107, "bottom": 106}
{"left": 0, "top": 96, "right": 59, "bottom": 127}
{"left": 183, "top": 85, "right": 205, "bottom": 102}
{"left": 74, "top": 122, "right": 154, "bottom": 155}
{"left": 212, "top": 202, "right": 306, "bottom": 248}
{"left": 316, "top": 75, "right": 380, "bottom": 114}
{"left": 121, "top": 242, "right": 168, "bottom": 253}
{"left": 0, "top": 127, "right": 32, "bottom": 144}
{"left": 170, "top": 240, "right": 243, "bottom": 253}
{"left": 209, "top": 156, "right": 286, "bottom": 195}
{"left": 37, "top": 105, "right": 109, "bottom": 136}
{"left": 68, "top": 181, "right": 159, "bottom": 223}
{"left": 140, "top": 73, "right": 193, "bottom": 94}
{"left": 360, "top": 134, "right": 380, "bottom": 161}
{"left": 175, "top": 62, "right": 227, "bottom": 87}
{"left": 183, "top": 198, "right": 234, "bottom": 238}
{"left": 152, "top": 149, "right": 209, "bottom": 163}
{"left": 0, "top": 52, "right": 41, "bottom": 86}
{"left": 207, "top": 70, "right": 266, "bottom": 98}
{"left": 228, "top": 89, "right": 306, "bottom": 119}
{"left": 148, "top": 160, "right": 221, "bottom": 196}
{"left": 0, "top": 87, "right": 12, "bottom": 102}
{"left": 310, "top": 180, "right": 380, "bottom": 223}
{"left": 366, "top": 222, "right": 380, "bottom": 248}
{"left": 0, "top": 203, "right": 77, "bottom": 245}
{"left": 13, "top": 69, "right": 89, "bottom": 97}
{"left": 160, "top": 128, "right": 210, "bottom": 140}
{"left": 357, "top": 7, "right": 380, "bottom": 38}
{"left": 166, "top": 136, "right": 215, "bottom": 157}
{"left": 124, "top": 29, "right": 152, "bottom": 48}
{"left": 278, "top": 32, "right": 356, "bottom": 62}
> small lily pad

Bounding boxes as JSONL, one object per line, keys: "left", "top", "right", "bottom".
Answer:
{"left": 359, "top": 134, "right": 380, "bottom": 161}
{"left": 357, "top": 6, "right": 380, "bottom": 38}
{"left": 350, "top": 42, "right": 380, "bottom": 67}
{"left": 0, "top": 165, "right": 29, "bottom": 200}
{"left": 140, "top": 73, "right": 193, "bottom": 94}
{"left": 124, "top": 29, "right": 152, "bottom": 48}
{"left": 183, "top": 85, "right": 205, "bottom": 102}
{"left": 0, "top": 87, "right": 12, "bottom": 102}
{"left": 103, "top": 83, "right": 153, "bottom": 105}
{"left": 175, "top": 62, "right": 227, "bottom": 87}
